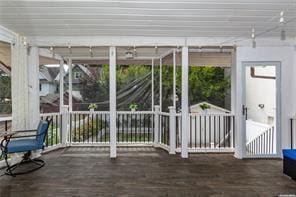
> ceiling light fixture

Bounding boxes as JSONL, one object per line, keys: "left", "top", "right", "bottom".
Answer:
{"left": 68, "top": 46, "right": 72, "bottom": 54}
{"left": 251, "top": 28, "right": 256, "bottom": 48}
{"left": 133, "top": 46, "right": 137, "bottom": 57}
{"left": 89, "top": 46, "right": 93, "bottom": 57}
{"left": 155, "top": 46, "right": 158, "bottom": 54}
{"left": 22, "top": 37, "right": 27, "bottom": 47}
{"left": 280, "top": 11, "right": 286, "bottom": 41}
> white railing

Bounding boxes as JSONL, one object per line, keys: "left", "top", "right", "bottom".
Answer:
{"left": 176, "top": 113, "right": 235, "bottom": 152}
{"left": 69, "top": 111, "right": 110, "bottom": 144}
{"left": 0, "top": 116, "right": 12, "bottom": 132}
{"left": 246, "top": 125, "right": 275, "bottom": 155}
{"left": 117, "top": 111, "right": 154, "bottom": 144}
{"left": 1, "top": 108, "right": 236, "bottom": 154}
{"left": 40, "top": 113, "right": 62, "bottom": 148}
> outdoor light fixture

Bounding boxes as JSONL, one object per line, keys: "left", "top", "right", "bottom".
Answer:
{"left": 280, "top": 11, "right": 286, "bottom": 41}
{"left": 155, "top": 46, "right": 158, "bottom": 54}
{"left": 49, "top": 46, "right": 55, "bottom": 57}
{"left": 133, "top": 46, "right": 137, "bottom": 57}
{"left": 125, "top": 50, "right": 133, "bottom": 59}
{"left": 68, "top": 46, "right": 72, "bottom": 54}
{"left": 251, "top": 28, "right": 256, "bottom": 48}
{"left": 22, "top": 37, "right": 27, "bottom": 47}
{"left": 89, "top": 46, "right": 93, "bottom": 57}
{"left": 219, "top": 45, "right": 223, "bottom": 53}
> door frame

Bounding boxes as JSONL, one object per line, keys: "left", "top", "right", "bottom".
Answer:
{"left": 241, "top": 61, "right": 281, "bottom": 158}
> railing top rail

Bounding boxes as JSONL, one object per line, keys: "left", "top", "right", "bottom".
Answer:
{"left": 0, "top": 117, "right": 12, "bottom": 121}
{"left": 71, "top": 111, "right": 110, "bottom": 114}
{"left": 158, "top": 112, "right": 170, "bottom": 116}
{"left": 246, "top": 125, "right": 274, "bottom": 145}
{"left": 117, "top": 111, "right": 154, "bottom": 114}
{"left": 189, "top": 113, "right": 234, "bottom": 116}
{"left": 40, "top": 112, "right": 61, "bottom": 117}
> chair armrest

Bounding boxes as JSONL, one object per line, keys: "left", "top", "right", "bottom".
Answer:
{"left": 10, "top": 131, "right": 47, "bottom": 139}
{"left": 11, "top": 129, "right": 37, "bottom": 133}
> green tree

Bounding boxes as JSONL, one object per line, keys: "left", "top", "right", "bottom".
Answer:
{"left": 0, "top": 76, "right": 12, "bottom": 114}
{"left": 79, "top": 65, "right": 230, "bottom": 112}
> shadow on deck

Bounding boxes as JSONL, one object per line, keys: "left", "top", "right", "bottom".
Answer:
{"left": 0, "top": 147, "right": 295, "bottom": 196}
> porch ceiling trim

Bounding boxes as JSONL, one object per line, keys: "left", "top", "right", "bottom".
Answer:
{"left": 28, "top": 36, "right": 296, "bottom": 48}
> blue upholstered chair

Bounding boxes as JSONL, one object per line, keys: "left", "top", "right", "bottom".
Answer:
{"left": 0, "top": 118, "right": 51, "bottom": 176}
{"left": 282, "top": 149, "right": 296, "bottom": 180}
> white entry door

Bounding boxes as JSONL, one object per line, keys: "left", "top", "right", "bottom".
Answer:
{"left": 242, "top": 61, "right": 281, "bottom": 158}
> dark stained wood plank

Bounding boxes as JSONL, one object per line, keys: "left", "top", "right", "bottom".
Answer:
{"left": 0, "top": 147, "right": 295, "bottom": 197}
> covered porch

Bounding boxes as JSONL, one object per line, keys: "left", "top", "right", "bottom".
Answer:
{"left": 1, "top": 0, "right": 296, "bottom": 195}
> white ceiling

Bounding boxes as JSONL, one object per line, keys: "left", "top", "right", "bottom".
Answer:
{"left": 0, "top": 0, "right": 296, "bottom": 38}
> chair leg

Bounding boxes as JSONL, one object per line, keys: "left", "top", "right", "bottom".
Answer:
{"left": 5, "top": 151, "right": 45, "bottom": 176}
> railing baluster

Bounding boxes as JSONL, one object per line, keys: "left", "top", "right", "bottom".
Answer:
{"left": 190, "top": 116, "right": 192, "bottom": 148}
{"left": 209, "top": 115, "right": 211, "bottom": 148}
{"left": 195, "top": 116, "right": 197, "bottom": 148}
{"left": 214, "top": 116, "right": 216, "bottom": 148}
{"left": 199, "top": 116, "right": 202, "bottom": 148}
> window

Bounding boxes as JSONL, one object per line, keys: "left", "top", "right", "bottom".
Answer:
{"left": 74, "top": 71, "right": 82, "bottom": 79}
{"left": 39, "top": 84, "right": 42, "bottom": 91}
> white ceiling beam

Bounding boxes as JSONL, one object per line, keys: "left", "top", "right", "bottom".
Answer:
{"left": 39, "top": 48, "right": 63, "bottom": 60}
{"left": 28, "top": 36, "right": 296, "bottom": 48}
{"left": 0, "top": 25, "right": 16, "bottom": 43}
{"left": 67, "top": 56, "right": 160, "bottom": 60}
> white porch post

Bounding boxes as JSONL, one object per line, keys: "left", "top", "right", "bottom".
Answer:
{"left": 151, "top": 58, "right": 154, "bottom": 111}
{"left": 181, "top": 46, "right": 189, "bottom": 158}
{"left": 109, "top": 46, "right": 117, "bottom": 158}
{"left": 27, "top": 46, "right": 40, "bottom": 129}
{"left": 233, "top": 47, "right": 243, "bottom": 159}
{"left": 169, "top": 106, "right": 176, "bottom": 154}
{"left": 11, "top": 35, "right": 29, "bottom": 130}
{"left": 68, "top": 58, "right": 73, "bottom": 112}
{"left": 59, "top": 60, "right": 68, "bottom": 146}
{"left": 173, "top": 49, "right": 176, "bottom": 108}
{"left": 59, "top": 60, "right": 64, "bottom": 112}
{"left": 159, "top": 58, "right": 162, "bottom": 111}
{"left": 154, "top": 105, "right": 160, "bottom": 144}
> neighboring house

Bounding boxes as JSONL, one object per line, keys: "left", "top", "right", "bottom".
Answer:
{"left": 39, "top": 65, "right": 60, "bottom": 96}
{"left": 40, "top": 91, "right": 82, "bottom": 113}
{"left": 190, "top": 102, "right": 230, "bottom": 114}
{"left": 40, "top": 64, "right": 96, "bottom": 112}
{"left": 63, "top": 64, "right": 94, "bottom": 91}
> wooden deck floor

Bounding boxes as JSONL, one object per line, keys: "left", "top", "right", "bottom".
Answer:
{"left": 0, "top": 147, "right": 296, "bottom": 197}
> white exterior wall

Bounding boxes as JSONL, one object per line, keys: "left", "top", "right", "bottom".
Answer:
{"left": 245, "top": 66, "right": 276, "bottom": 124}
{"left": 235, "top": 47, "right": 296, "bottom": 158}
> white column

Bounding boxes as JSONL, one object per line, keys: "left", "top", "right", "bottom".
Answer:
{"left": 11, "top": 35, "right": 29, "bottom": 130}
{"left": 173, "top": 49, "right": 176, "bottom": 108}
{"left": 151, "top": 58, "right": 154, "bottom": 111}
{"left": 233, "top": 47, "right": 243, "bottom": 159}
{"left": 68, "top": 58, "right": 73, "bottom": 112}
{"left": 61, "top": 106, "right": 69, "bottom": 146}
{"left": 109, "top": 46, "right": 117, "bottom": 158}
{"left": 59, "top": 60, "right": 68, "bottom": 146}
{"left": 159, "top": 58, "right": 162, "bottom": 111}
{"left": 154, "top": 105, "right": 160, "bottom": 144}
{"left": 169, "top": 106, "right": 176, "bottom": 154}
{"left": 181, "top": 46, "right": 189, "bottom": 158}
{"left": 27, "top": 46, "right": 40, "bottom": 129}
{"left": 59, "top": 60, "right": 64, "bottom": 112}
